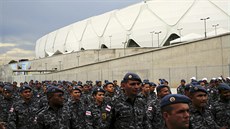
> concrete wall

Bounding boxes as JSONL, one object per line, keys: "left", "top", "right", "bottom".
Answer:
{"left": 10, "top": 33, "right": 230, "bottom": 87}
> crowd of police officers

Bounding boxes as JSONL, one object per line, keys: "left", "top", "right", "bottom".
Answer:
{"left": 0, "top": 72, "right": 229, "bottom": 129}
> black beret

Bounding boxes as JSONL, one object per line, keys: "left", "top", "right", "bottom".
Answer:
{"left": 72, "top": 86, "right": 82, "bottom": 93}
{"left": 105, "top": 82, "right": 114, "bottom": 86}
{"left": 3, "top": 86, "right": 13, "bottom": 92}
{"left": 160, "top": 94, "right": 191, "bottom": 108}
{"left": 92, "top": 87, "right": 105, "bottom": 95}
{"left": 184, "top": 84, "right": 192, "bottom": 91}
{"left": 189, "top": 85, "right": 207, "bottom": 94}
{"left": 47, "top": 86, "right": 64, "bottom": 94}
{"left": 218, "top": 83, "right": 230, "bottom": 91}
{"left": 150, "top": 82, "right": 157, "bottom": 87}
{"left": 0, "top": 82, "right": 4, "bottom": 87}
{"left": 19, "top": 85, "right": 32, "bottom": 93}
{"left": 123, "top": 72, "right": 142, "bottom": 83}
{"left": 156, "top": 84, "right": 169, "bottom": 93}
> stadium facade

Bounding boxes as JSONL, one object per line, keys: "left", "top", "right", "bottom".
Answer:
{"left": 35, "top": 0, "right": 230, "bottom": 59}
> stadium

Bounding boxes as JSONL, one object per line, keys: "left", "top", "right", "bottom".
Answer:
{"left": 1, "top": 0, "right": 230, "bottom": 86}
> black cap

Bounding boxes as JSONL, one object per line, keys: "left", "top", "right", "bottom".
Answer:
{"left": 160, "top": 94, "right": 191, "bottom": 108}
{"left": 72, "top": 86, "right": 82, "bottom": 93}
{"left": 189, "top": 85, "right": 207, "bottom": 94}
{"left": 218, "top": 83, "right": 230, "bottom": 91}
{"left": 19, "top": 85, "right": 32, "bottom": 93}
{"left": 3, "top": 86, "right": 13, "bottom": 92}
{"left": 156, "top": 84, "right": 169, "bottom": 93}
{"left": 92, "top": 87, "right": 105, "bottom": 95}
{"left": 47, "top": 86, "right": 64, "bottom": 94}
{"left": 123, "top": 72, "right": 142, "bottom": 83}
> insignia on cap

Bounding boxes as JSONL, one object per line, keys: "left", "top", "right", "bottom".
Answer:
{"left": 194, "top": 87, "right": 198, "bottom": 90}
{"left": 169, "top": 97, "right": 176, "bottom": 102}
{"left": 128, "top": 75, "right": 132, "bottom": 78}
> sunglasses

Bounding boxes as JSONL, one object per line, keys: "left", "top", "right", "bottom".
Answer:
{"left": 129, "top": 82, "right": 141, "bottom": 86}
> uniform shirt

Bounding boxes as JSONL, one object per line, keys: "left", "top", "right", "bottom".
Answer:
{"left": 146, "top": 98, "right": 164, "bottom": 129}
{"left": 206, "top": 85, "right": 219, "bottom": 104}
{"left": 189, "top": 105, "right": 220, "bottom": 129}
{"left": 211, "top": 99, "right": 230, "bottom": 127}
{"left": 38, "top": 95, "right": 48, "bottom": 109}
{"left": 85, "top": 101, "right": 113, "bottom": 129}
{"left": 35, "top": 105, "right": 73, "bottom": 129}
{"left": 7, "top": 98, "right": 40, "bottom": 129}
{"left": 177, "top": 85, "right": 186, "bottom": 95}
{"left": 110, "top": 93, "right": 146, "bottom": 129}
{"left": 0, "top": 96, "right": 15, "bottom": 122}
{"left": 66, "top": 98, "right": 85, "bottom": 129}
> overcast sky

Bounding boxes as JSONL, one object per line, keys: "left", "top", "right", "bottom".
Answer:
{"left": 0, "top": 0, "right": 141, "bottom": 64}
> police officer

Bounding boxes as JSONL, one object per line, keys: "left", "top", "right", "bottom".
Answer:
{"left": 149, "top": 82, "right": 157, "bottom": 101}
{"left": 110, "top": 72, "right": 146, "bottom": 129}
{"left": 160, "top": 94, "right": 191, "bottom": 129}
{"left": 8, "top": 84, "right": 39, "bottom": 129}
{"left": 104, "top": 82, "right": 117, "bottom": 102}
{"left": 138, "top": 80, "right": 151, "bottom": 109}
{"left": 85, "top": 87, "right": 112, "bottom": 129}
{"left": 35, "top": 86, "right": 74, "bottom": 129}
{"left": 66, "top": 86, "right": 85, "bottom": 129}
{"left": 177, "top": 79, "right": 186, "bottom": 95}
{"left": 189, "top": 85, "right": 226, "bottom": 129}
{"left": 146, "top": 84, "right": 171, "bottom": 129}
{"left": 0, "top": 86, "right": 15, "bottom": 123}
{"left": 211, "top": 83, "right": 230, "bottom": 128}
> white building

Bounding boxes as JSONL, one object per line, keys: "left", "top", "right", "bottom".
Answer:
{"left": 35, "top": 0, "right": 230, "bottom": 58}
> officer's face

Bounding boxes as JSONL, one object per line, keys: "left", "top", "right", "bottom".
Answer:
{"left": 220, "top": 90, "right": 230, "bottom": 100}
{"left": 158, "top": 87, "right": 170, "bottom": 98}
{"left": 21, "top": 89, "right": 32, "bottom": 100}
{"left": 142, "top": 84, "right": 150, "bottom": 94}
{"left": 149, "top": 86, "right": 155, "bottom": 92}
{"left": 3, "top": 90, "right": 12, "bottom": 99}
{"left": 124, "top": 80, "right": 141, "bottom": 97}
{"left": 105, "top": 84, "right": 114, "bottom": 93}
{"left": 191, "top": 91, "right": 208, "bottom": 108}
{"left": 163, "top": 103, "right": 190, "bottom": 129}
{"left": 50, "top": 92, "right": 64, "bottom": 106}
{"left": 71, "top": 90, "right": 81, "bottom": 100}
{"left": 94, "top": 92, "right": 105, "bottom": 103}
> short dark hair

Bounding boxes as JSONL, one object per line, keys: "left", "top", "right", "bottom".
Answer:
{"left": 161, "top": 105, "right": 174, "bottom": 114}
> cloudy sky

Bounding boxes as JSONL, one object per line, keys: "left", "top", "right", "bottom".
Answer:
{"left": 0, "top": 0, "right": 141, "bottom": 64}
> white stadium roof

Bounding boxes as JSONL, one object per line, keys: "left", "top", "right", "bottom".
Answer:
{"left": 35, "top": 0, "right": 230, "bottom": 58}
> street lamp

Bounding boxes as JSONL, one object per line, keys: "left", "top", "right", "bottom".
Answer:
{"left": 150, "top": 31, "right": 154, "bottom": 47}
{"left": 177, "top": 28, "right": 183, "bottom": 42}
{"left": 122, "top": 42, "right": 127, "bottom": 56}
{"left": 200, "top": 17, "right": 210, "bottom": 38}
{"left": 109, "top": 35, "right": 112, "bottom": 48}
{"left": 155, "top": 31, "right": 161, "bottom": 47}
{"left": 212, "top": 24, "right": 219, "bottom": 36}
{"left": 76, "top": 54, "right": 80, "bottom": 66}
{"left": 58, "top": 61, "right": 62, "bottom": 70}
{"left": 45, "top": 63, "right": 47, "bottom": 71}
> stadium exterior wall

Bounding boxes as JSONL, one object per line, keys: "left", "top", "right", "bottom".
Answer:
{"left": 10, "top": 33, "right": 230, "bottom": 87}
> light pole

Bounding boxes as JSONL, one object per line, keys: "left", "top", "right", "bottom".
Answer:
{"left": 76, "top": 54, "right": 80, "bottom": 66}
{"left": 177, "top": 28, "right": 183, "bottom": 42}
{"left": 212, "top": 24, "right": 219, "bottom": 35}
{"left": 59, "top": 61, "right": 62, "bottom": 70}
{"left": 200, "top": 17, "right": 210, "bottom": 38}
{"left": 150, "top": 31, "right": 154, "bottom": 47}
{"left": 45, "top": 63, "right": 47, "bottom": 71}
{"left": 122, "top": 42, "right": 127, "bottom": 56}
{"left": 155, "top": 31, "right": 161, "bottom": 47}
{"left": 109, "top": 35, "right": 112, "bottom": 48}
